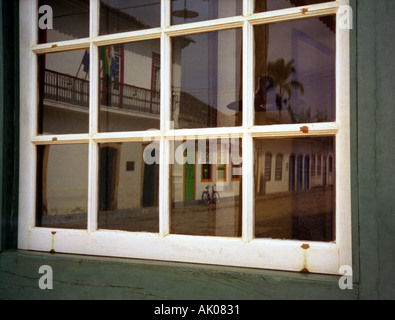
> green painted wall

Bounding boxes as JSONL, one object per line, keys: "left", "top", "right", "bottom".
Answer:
{"left": 0, "top": 250, "right": 358, "bottom": 300}
{"left": 355, "top": 0, "right": 395, "bottom": 299}
{"left": 0, "top": 0, "right": 394, "bottom": 300}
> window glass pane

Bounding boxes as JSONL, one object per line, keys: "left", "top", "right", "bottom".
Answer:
{"left": 202, "top": 164, "right": 212, "bottom": 181}
{"left": 171, "top": 0, "right": 242, "bottom": 25}
{"left": 38, "top": 50, "right": 90, "bottom": 134}
{"left": 264, "top": 153, "right": 272, "bottom": 181}
{"left": 36, "top": 144, "right": 89, "bottom": 229}
{"left": 99, "top": 40, "right": 161, "bottom": 132}
{"left": 254, "top": 0, "right": 330, "bottom": 13}
{"left": 98, "top": 142, "right": 159, "bottom": 233}
{"left": 100, "top": 0, "right": 160, "bottom": 35}
{"left": 172, "top": 29, "right": 242, "bottom": 129}
{"left": 254, "top": 17, "right": 336, "bottom": 125}
{"left": 171, "top": 138, "right": 242, "bottom": 237}
{"left": 275, "top": 154, "right": 283, "bottom": 181}
{"left": 254, "top": 137, "right": 335, "bottom": 241}
{"left": 38, "top": 0, "right": 89, "bottom": 44}
{"left": 232, "top": 163, "right": 242, "bottom": 181}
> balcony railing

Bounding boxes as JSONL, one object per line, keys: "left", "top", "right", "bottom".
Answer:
{"left": 44, "top": 69, "right": 160, "bottom": 116}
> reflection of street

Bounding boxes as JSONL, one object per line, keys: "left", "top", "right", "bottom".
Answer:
{"left": 171, "top": 199, "right": 242, "bottom": 237}
{"left": 170, "top": 186, "right": 333, "bottom": 241}
{"left": 41, "top": 187, "right": 333, "bottom": 241}
{"left": 98, "top": 209, "right": 159, "bottom": 233}
{"left": 255, "top": 186, "right": 334, "bottom": 241}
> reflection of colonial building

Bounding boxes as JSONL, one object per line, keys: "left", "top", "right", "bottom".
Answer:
{"left": 38, "top": 2, "right": 163, "bottom": 218}
{"left": 255, "top": 137, "right": 334, "bottom": 196}
{"left": 39, "top": 0, "right": 334, "bottom": 222}
{"left": 171, "top": 140, "right": 242, "bottom": 207}
{"left": 39, "top": 1, "right": 237, "bottom": 219}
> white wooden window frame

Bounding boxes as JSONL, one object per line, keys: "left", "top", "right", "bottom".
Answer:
{"left": 18, "top": 0, "right": 351, "bottom": 275}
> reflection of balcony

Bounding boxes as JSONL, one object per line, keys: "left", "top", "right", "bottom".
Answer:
{"left": 44, "top": 69, "right": 160, "bottom": 116}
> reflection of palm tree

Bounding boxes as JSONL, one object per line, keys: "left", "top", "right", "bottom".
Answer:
{"left": 266, "top": 58, "right": 304, "bottom": 122}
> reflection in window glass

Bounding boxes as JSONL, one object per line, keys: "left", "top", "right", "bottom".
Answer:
{"left": 254, "top": 17, "right": 336, "bottom": 125}
{"left": 100, "top": 0, "right": 160, "bottom": 35}
{"left": 36, "top": 144, "right": 89, "bottom": 229}
{"left": 201, "top": 143, "right": 213, "bottom": 182}
{"left": 172, "top": 29, "right": 242, "bottom": 129}
{"left": 99, "top": 40, "right": 161, "bottom": 132}
{"left": 38, "top": 50, "right": 90, "bottom": 134}
{"left": 171, "top": 139, "right": 242, "bottom": 237}
{"left": 255, "top": 0, "right": 330, "bottom": 13}
{"left": 254, "top": 137, "right": 335, "bottom": 241}
{"left": 171, "top": 0, "right": 242, "bottom": 25}
{"left": 275, "top": 154, "right": 283, "bottom": 181}
{"left": 98, "top": 142, "right": 159, "bottom": 233}
{"left": 264, "top": 153, "right": 272, "bottom": 181}
{"left": 38, "top": 0, "right": 90, "bottom": 44}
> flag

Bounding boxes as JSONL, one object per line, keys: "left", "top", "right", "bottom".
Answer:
{"left": 100, "top": 46, "right": 112, "bottom": 77}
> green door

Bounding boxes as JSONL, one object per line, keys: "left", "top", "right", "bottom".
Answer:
{"left": 184, "top": 158, "right": 195, "bottom": 201}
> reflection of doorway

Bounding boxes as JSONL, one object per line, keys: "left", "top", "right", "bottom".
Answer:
{"left": 323, "top": 156, "right": 327, "bottom": 186}
{"left": 184, "top": 148, "right": 195, "bottom": 201}
{"left": 36, "top": 145, "right": 50, "bottom": 225}
{"left": 304, "top": 155, "right": 310, "bottom": 190}
{"left": 142, "top": 146, "right": 159, "bottom": 207}
{"left": 289, "top": 155, "right": 296, "bottom": 191}
{"left": 99, "top": 146, "right": 120, "bottom": 211}
{"left": 297, "top": 155, "right": 303, "bottom": 190}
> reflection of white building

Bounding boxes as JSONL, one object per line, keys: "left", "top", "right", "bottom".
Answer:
{"left": 40, "top": 1, "right": 334, "bottom": 220}
{"left": 255, "top": 138, "right": 334, "bottom": 196}
{"left": 39, "top": 1, "right": 239, "bottom": 219}
{"left": 39, "top": 2, "right": 167, "bottom": 217}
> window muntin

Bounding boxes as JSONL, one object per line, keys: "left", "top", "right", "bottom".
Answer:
{"left": 20, "top": 0, "right": 351, "bottom": 275}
